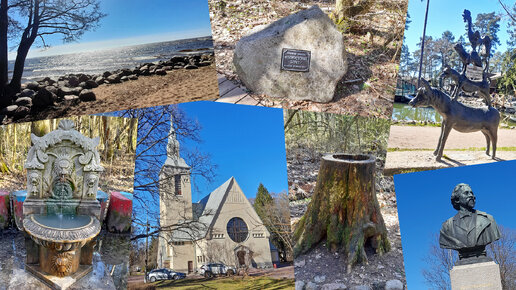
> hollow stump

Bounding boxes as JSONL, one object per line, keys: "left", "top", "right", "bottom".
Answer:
{"left": 294, "top": 154, "right": 390, "bottom": 272}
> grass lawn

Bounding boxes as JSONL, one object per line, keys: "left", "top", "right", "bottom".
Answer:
{"left": 129, "top": 276, "right": 295, "bottom": 290}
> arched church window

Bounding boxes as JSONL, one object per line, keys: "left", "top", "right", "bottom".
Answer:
{"left": 227, "top": 217, "right": 248, "bottom": 243}
{"left": 174, "top": 175, "right": 182, "bottom": 195}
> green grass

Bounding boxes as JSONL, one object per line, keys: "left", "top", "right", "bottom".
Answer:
{"left": 135, "top": 277, "right": 295, "bottom": 290}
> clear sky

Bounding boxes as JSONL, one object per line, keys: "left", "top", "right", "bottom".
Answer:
{"left": 405, "top": 0, "right": 513, "bottom": 53}
{"left": 8, "top": 0, "right": 213, "bottom": 59}
{"left": 177, "top": 101, "right": 288, "bottom": 202}
{"left": 394, "top": 160, "right": 516, "bottom": 288}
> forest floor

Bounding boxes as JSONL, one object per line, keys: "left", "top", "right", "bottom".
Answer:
{"left": 208, "top": 0, "right": 408, "bottom": 118}
{"left": 385, "top": 125, "right": 516, "bottom": 175}
{"left": 288, "top": 146, "right": 406, "bottom": 289}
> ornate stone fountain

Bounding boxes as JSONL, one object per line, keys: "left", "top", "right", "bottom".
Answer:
{"left": 22, "top": 119, "right": 103, "bottom": 288}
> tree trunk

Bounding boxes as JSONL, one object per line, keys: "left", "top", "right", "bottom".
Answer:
{"left": 294, "top": 153, "right": 389, "bottom": 273}
{"left": 9, "top": 39, "right": 33, "bottom": 92}
{"left": 0, "top": 0, "right": 9, "bottom": 107}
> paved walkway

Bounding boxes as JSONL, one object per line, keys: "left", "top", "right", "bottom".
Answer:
{"left": 214, "top": 74, "right": 264, "bottom": 106}
{"left": 385, "top": 125, "right": 516, "bottom": 175}
{"left": 388, "top": 125, "right": 516, "bottom": 150}
{"left": 385, "top": 151, "right": 516, "bottom": 175}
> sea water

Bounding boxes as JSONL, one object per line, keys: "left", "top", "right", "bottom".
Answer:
{"left": 8, "top": 36, "right": 214, "bottom": 83}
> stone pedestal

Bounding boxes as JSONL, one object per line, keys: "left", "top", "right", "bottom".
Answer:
{"left": 450, "top": 261, "right": 502, "bottom": 290}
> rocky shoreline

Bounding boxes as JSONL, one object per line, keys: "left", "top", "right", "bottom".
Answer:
{"left": 1, "top": 52, "right": 214, "bottom": 124}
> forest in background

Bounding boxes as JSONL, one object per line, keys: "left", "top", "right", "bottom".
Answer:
{"left": 284, "top": 109, "right": 391, "bottom": 162}
{"left": 0, "top": 115, "right": 137, "bottom": 193}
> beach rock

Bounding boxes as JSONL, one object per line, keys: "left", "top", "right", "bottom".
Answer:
{"left": 385, "top": 280, "right": 403, "bottom": 290}
{"left": 79, "top": 89, "right": 96, "bottom": 102}
{"left": 185, "top": 64, "right": 198, "bottom": 69}
{"left": 13, "top": 106, "right": 30, "bottom": 119}
{"left": 0, "top": 105, "right": 18, "bottom": 116}
{"left": 95, "top": 76, "right": 105, "bottom": 85}
{"left": 63, "top": 95, "right": 80, "bottom": 104}
{"left": 20, "top": 89, "right": 35, "bottom": 98}
{"left": 197, "top": 61, "right": 211, "bottom": 67}
{"left": 170, "top": 56, "right": 186, "bottom": 64}
{"left": 119, "top": 69, "right": 132, "bottom": 77}
{"left": 139, "top": 69, "right": 150, "bottom": 76}
{"left": 120, "top": 76, "right": 129, "bottom": 82}
{"left": 25, "top": 82, "right": 40, "bottom": 91}
{"left": 128, "top": 74, "right": 138, "bottom": 80}
{"left": 32, "top": 87, "right": 54, "bottom": 108}
{"left": 15, "top": 97, "right": 32, "bottom": 107}
{"left": 40, "top": 77, "right": 56, "bottom": 86}
{"left": 295, "top": 281, "right": 305, "bottom": 290}
{"left": 103, "top": 71, "right": 112, "bottom": 78}
{"left": 45, "top": 86, "right": 59, "bottom": 95}
{"left": 162, "top": 66, "right": 174, "bottom": 71}
{"left": 233, "top": 5, "right": 347, "bottom": 103}
{"left": 350, "top": 286, "right": 372, "bottom": 290}
{"left": 155, "top": 69, "right": 167, "bottom": 75}
{"left": 79, "top": 80, "right": 99, "bottom": 89}
{"left": 67, "top": 76, "right": 80, "bottom": 87}
{"left": 321, "top": 283, "right": 347, "bottom": 290}
{"left": 314, "top": 275, "right": 326, "bottom": 283}
{"left": 106, "top": 74, "right": 121, "bottom": 84}
{"left": 305, "top": 282, "right": 318, "bottom": 290}
{"left": 77, "top": 74, "right": 90, "bottom": 83}
{"left": 58, "top": 86, "right": 74, "bottom": 97}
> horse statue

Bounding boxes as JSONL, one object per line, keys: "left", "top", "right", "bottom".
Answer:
{"left": 409, "top": 79, "right": 499, "bottom": 161}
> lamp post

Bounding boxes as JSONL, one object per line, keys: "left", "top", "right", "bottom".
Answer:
{"left": 418, "top": 0, "right": 430, "bottom": 88}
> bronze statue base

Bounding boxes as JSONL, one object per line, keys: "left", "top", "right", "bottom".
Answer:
{"left": 25, "top": 264, "right": 92, "bottom": 290}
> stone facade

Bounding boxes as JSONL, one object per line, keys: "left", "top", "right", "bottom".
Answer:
{"left": 158, "top": 120, "right": 273, "bottom": 273}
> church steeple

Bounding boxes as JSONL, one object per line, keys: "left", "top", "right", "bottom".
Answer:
{"left": 163, "top": 116, "right": 190, "bottom": 170}
{"left": 167, "top": 119, "right": 180, "bottom": 158}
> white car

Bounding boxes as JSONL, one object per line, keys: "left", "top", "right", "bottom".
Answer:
{"left": 199, "top": 263, "right": 236, "bottom": 278}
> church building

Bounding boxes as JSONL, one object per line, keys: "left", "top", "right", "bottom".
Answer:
{"left": 157, "top": 121, "right": 274, "bottom": 273}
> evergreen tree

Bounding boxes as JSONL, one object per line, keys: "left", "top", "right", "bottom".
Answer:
{"left": 254, "top": 183, "right": 273, "bottom": 217}
{"left": 473, "top": 12, "right": 501, "bottom": 49}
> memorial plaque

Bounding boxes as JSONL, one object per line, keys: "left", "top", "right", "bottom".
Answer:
{"left": 466, "top": 64, "right": 483, "bottom": 81}
{"left": 281, "top": 49, "right": 311, "bottom": 72}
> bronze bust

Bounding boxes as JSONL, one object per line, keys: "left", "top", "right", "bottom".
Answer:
{"left": 439, "top": 183, "right": 501, "bottom": 265}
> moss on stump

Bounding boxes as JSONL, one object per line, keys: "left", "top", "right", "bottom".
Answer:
{"left": 294, "top": 153, "right": 390, "bottom": 273}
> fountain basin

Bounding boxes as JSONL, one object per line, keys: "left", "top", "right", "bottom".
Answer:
{"left": 23, "top": 214, "right": 101, "bottom": 277}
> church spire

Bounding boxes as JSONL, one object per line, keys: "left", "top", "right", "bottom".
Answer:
{"left": 163, "top": 116, "right": 190, "bottom": 169}
{"left": 167, "top": 116, "right": 180, "bottom": 158}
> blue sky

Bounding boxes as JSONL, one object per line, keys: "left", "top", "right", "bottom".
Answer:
{"left": 9, "top": 0, "right": 213, "bottom": 58}
{"left": 177, "top": 102, "right": 288, "bottom": 202}
{"left": 405, "top": 0, "right": 512, "bottom": 53}
{"left": 394, "top": 160, "right": 516, "bottom": 288}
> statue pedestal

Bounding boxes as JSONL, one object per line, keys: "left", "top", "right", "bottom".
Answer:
{"left": 450, "top": 261, "right": 502, "bottom": 290}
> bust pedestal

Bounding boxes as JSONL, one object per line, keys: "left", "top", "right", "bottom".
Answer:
{"left": 450, "top": 261, "right": 502, "bottom": 290}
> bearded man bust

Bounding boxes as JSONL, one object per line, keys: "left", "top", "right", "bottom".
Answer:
{"left": 439, "top": 183, "right": 501, "bottom": 265}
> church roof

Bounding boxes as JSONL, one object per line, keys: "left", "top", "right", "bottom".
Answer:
{"left": 170, "top": 177, "right": 234, "bottom": 241}
{"left": 196, "top": 177, "right": 235, "bottom": 233}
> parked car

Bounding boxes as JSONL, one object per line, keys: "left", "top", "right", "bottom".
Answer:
{"left": 199, "top": 263, "right": 236, "bottom": 278}
{"left": 146, "top": 268, "right": 186, "bottom": 282}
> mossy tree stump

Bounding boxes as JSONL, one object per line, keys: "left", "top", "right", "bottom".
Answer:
{"left": 294, "top": 153, "right": 390, "bottom": 273}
